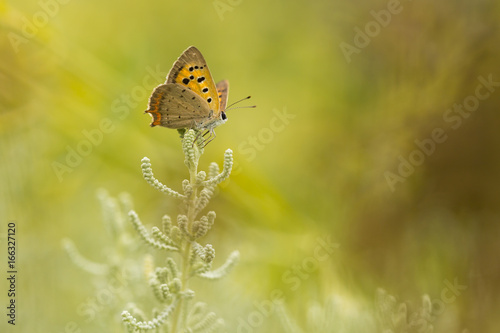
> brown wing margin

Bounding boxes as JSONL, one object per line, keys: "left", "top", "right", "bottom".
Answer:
{"left": 216, "top": 80, "right": 229, "bottom": 113}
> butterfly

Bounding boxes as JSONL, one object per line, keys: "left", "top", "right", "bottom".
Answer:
{"left": 145, "top": 46, "right": 234, "bottom": 146}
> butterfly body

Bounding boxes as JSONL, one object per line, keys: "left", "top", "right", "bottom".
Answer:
{"left": 145, "top": 46, "right": 229, "bottom": 143}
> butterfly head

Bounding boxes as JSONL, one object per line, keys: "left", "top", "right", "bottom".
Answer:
{"left": 202, "top": 111, "right": 227, "bottom": 130}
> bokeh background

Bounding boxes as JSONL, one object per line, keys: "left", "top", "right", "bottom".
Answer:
{"left": 2, "top": 0, "right": 500, "bottom": 331}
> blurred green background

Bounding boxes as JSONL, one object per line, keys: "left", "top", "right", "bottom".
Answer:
{"left": 2, "top": 0, "right": 500, "bottom": 331}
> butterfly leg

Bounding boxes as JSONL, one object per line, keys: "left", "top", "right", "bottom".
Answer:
{"left": 200, "top": 130, "right": 212, "bottom": 147}
{"left": 192, "top": 129, "right": 211, "bottom": 147}
{"left": 200, "top": 130, "right": 212, "bottom": 145}
{"left": 202, "top": 129, "right": 216, "bottom": 148}
{"left": 192, "top": 129, "right": 205, "bottom": 146}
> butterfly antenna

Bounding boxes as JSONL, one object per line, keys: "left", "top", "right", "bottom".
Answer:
{"left": 225, "top": 105, "right": 257, "bottom": 111}
{"left": 225, "top": 96, "right": 256, "bottom": 111}
{"left": 226, "top": 96, "right": 251, "bottom": 108}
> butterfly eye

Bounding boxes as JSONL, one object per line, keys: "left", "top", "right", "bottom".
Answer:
{"left": 221, "top": 111, "right": 227, "bottom": 120}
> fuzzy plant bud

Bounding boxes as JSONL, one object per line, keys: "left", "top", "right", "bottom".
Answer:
{"left": 182, "top": 179, "right": 190, "bottom": 192}
{"left": 169, "top": 278, "right": 182, "bottom": 293}
{"left": 194, "top": 188, "right": 214, "bottom": 216}
{"left": 208, "top": 162, "right": 219, "bottom": 179}
{"left": 151, "top": 227, "right": 176, "bottom": 247}
{"left": 198, "top": 251, "right": 239, "bottom": 280}
{"left": 162, "top": 215, "right": 172, "bottom": 234}
{"left": 203, "top": 244, "right": 215, "bottom": 264}
{"left": 192, "top": 212, "right": 216, "bottom": 239}
{"left": 140, "top": 157, "right": 185, "bottom": 199}
{"left": 207, "top": 211, "right": 216, "bottom": 225}
{"left": 201, "top": 149, "right": 233, "bottom": 187}
{"left": 128, "top": 211, "right": 178, "bottom": 252}
{"left": 160, "top": 284, "right": 170, "bottom": 302}
{"left": 177, "top": 214, "right": 192, "bottom": 239}
{"left": 155, "top": 267, "right": 170, "bottom": 283}
{"left": 196, "top": 171, "right": 206, "bottom": 183}
{"left": 182, "top": 129, "right": 202, "bottom": 171}
{"left": 170, "top": 226, "right": 181, "bottom": 244}
{"left": 165, "top": 258, "right": 179, "bottom": 279}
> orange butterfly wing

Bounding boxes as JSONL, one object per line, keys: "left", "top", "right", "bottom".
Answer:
{"left": 166, "top": 46, "right": 221, "bottom": 116}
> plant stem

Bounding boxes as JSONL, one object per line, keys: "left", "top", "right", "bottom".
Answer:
{"left": 170, "top": 146, "right": 200, "bottom": 333}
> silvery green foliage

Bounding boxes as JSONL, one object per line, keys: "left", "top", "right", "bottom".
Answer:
{"left": 63, "top": 189, "right": 142, "bottom": 275}
{"left": 276, "top": 296, "right": 374, "bottom": 333}
{"left": 63, "top": 190, "right": 147, "bottom": 328}
{"left": 376, "top": 289, "right": 433, "bottom": 333}
{"left": 183, "top": 301, "right": 225, "bottom": 333}
{"left": 122, "top": 129, "right": 238, "bottom": 333}
{"left": 276, "top": 302, "right": 304, "bottom": 333}
{"left": 275, "top": 290, "right": 434, "bottom": 333}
